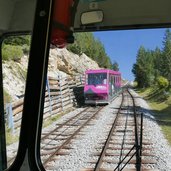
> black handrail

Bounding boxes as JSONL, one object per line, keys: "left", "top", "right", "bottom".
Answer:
{"left": 114, "top": 145, "right": 136, "bottom": 171}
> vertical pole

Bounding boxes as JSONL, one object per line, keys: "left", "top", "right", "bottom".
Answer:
{"left": 139, "top": 112, "right": 143, "bottom": 168}
{"left": 5, "top": 103, "right": 9, "bottom": 123}
{"left": 67, "top": 77, "right": 72, "bottom": 105}
{"left": 6, "top": 103, "right": 14, "bottom": 134}
{"left": 80, "top": 75, "right": 82, "bottom": 85}
{"left": 0, "top": 37, "right": 7, "bottom": 170}
{"left": 58, "top": 74, "right": 64, "bottom": 111}
{"left": 26, "top": 0, "right": 54, "bottom": 169}
{"left": 46, "top": 77, "right": 52, "bottom": 115}
{"left": 6, "top": 0, "right": 54, "bottom": 170}
{"left": 135, "top": 110, "right": 140, "bottom": 171}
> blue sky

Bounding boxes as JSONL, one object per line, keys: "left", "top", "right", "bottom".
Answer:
{"left": 93, "top": 28, "right": 167, "bottom": 81}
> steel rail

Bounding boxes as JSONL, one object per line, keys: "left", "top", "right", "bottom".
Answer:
{"left": 127, "top": 89, "right": 142, "bottom": 171}
{"left": 94, "top": 89, "right": 143, "bottom": 171}
{"left": 43, "top": 106, "right": 104, "bottom": 167}
{"left": 40, "top": 108, "right": 96, "bottom": 150}
{"left": 115, "top": 89, "right": 142, "bottom": 171}
{"left": 118, "top": 92, "right": 130, "bottom": 170}
{"left": 113, "top": 90, "right": 137, "bottom": 171}
{"left": 41, "top": 107, "right": 89, "bottom": 140}
{"left": 94, "top": 92, "right": 124, "bottom": 171}
{"left": 7, "top": 107, "right": 90, "bottom": 165}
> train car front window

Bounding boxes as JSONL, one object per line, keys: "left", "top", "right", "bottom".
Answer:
{"left": 1, "top": 35, "right": 31, "bottom": 169}
{"left": 88, "top": 73, "right": 107, "bottom": 85}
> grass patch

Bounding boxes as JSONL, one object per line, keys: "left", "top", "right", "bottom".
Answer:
{"left": 136, "top": 87, "right": 171, "bottom": 145}
{"left": 4, "top": 89, "right": 11, "bottom": 103}
{"left": 136, "top": 87, "right": 152, "bottom": 99}
{"left": 6, "top": 128, "right": 19, "bottom": 145}
{"left": 43, "top": 107, "right": 75, "bottom": 128}
{"left": 43, "top": 113, "right": 62, "bottom": 128}
{"left": 5, "top": 108, "right": 75, "bottom": 145}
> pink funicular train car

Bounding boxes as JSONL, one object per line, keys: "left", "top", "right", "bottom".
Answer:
{"left": 84, "top": 69, "right": 121, "bottom": 105}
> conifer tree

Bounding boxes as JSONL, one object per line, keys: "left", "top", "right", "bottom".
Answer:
{"left": 161, "top": 29, "right": 171, "bottom": 84}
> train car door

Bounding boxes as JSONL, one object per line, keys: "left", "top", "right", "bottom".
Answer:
{"left": 109, "top": 74, "right": 114, "bottom": 99}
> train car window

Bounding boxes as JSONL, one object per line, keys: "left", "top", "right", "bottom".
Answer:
{"left": 1, "top": 35, "right": 31, "bottom": 168}
{"left": 87, "top": 73, "right": 107, "bottom": 85}
{"left": 0, "top": 0, "right": 50, "bottom": 170}
{"left": 110, "top": 74, "right": 114, "bottom": 86}
{"left": 112, "top": 76, "right": 114, "bottom": 86}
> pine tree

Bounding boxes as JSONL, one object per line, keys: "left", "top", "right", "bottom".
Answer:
{"left": 152, "top": 47, "right": 162, "bottom": 80}
{"left": 161, "top": 29, "right": 171, "bottom": 84}
{"left": 132, "top": 46, "right": 154, "bottom": 87}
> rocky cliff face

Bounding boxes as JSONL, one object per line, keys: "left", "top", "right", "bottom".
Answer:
{"left": 3, "top": 48, "right": 100, "bottom": 101}
{"left": 48, "top": 48, "right": 99, "bottom": 77}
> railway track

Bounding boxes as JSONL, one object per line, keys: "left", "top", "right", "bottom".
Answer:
{"left": 82, "top": 89, "right": 157, "bottom": 171}
{"left": 7, "top": 107, "right": 99, "bottom": 166}
{"left": 7, "top": 89, "right": 158, "bottom": 171}
{"left": 41, "top": 106, "right": 105, "bottom": 168}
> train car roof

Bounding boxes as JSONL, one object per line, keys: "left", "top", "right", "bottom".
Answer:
{"left": 0, "top": 0, "right": 171, "bottom": 37}
{"left": 85, "top": 69, "right": 121, "bottom": 75}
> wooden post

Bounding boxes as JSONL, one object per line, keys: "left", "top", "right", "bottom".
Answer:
{"left": 67, "top": 77, "right": 72, "bottom": 105}
{"left": 46, "top": 77, "right": 52, "bottom": 115}
{"left": 6, "top": 103, "right": 14, "bottom": 134}
{"left": 58, "top": 74, "right": 64, "bottom": 111}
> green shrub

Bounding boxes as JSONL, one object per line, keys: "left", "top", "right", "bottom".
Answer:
{"left": 3, "top": 90, "right": 11, "bottom": 103}
{"left": 2, "top": 44, "right": 23, "bottom": 61}
{"left": 156, "top": 76, "right": 169, "bottom": 89}
{"left": 22, "top": 44, "right": 30, "bottom": 55}
{"left": 3, "top": 35, "right": 31, "bottom": 46}
{"left": 67, "top": 44, "right": 82, "bottom": 55}
{"left": 6, "top": 128, "right": 19, "bottom": 145}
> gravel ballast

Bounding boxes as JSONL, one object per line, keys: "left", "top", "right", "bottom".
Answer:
{"left": 7, "top": 89, "right": 171, "bottom": 171}
{"left": 130, "top": 89, "right": 171, "bottom": 171}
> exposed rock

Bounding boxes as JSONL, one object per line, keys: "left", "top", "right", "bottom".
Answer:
{"left": 3, "top": 48, "right": 100, "bottom": 101}
{"left": 3, "top": 57, "right": 28, "bottom": 100}
{"left": 48, "top": 48, "right": 99, "bottom": 76}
